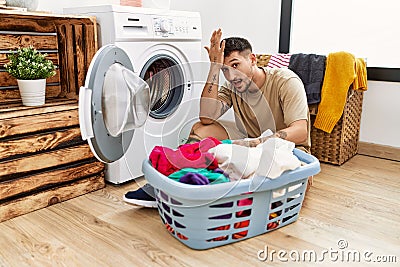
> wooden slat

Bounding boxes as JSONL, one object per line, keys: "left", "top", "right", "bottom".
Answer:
{"left": 84, "top": 24, "right": 97, "bottom": 74}
{"left": 0, "top": 70, "right": 60, "bottom": 87}
{"left": 0, "top": 100, "right": 77, "bottom": 118}
{"left": 0, "top": 34, "right": 58, "bottom": 50}
{"left": 0, "top": 108, "right": 78, "bottom": 138}
{"left": 0, "top": 85, "right": 61, "bottom": 103}
{"left": 0, "top": 161, "right": 104, "bottom": 200}
{"left": 65, "top": 25, "right": 75, "bottom": 98}
{"left": 74, "top": 25, "right": 85, "bottom": 98}
{"left": 0, "top": 12, "right": 96, "bottom": 26}
{"left": 0, "top": 144, "right": 94, "bottom": 179}
{"left": 0, "top": 127, "right": 83, "bottom": 160}
{"left": 0, "top": 52, "right": 59, "bottom": 66}
{"left": 0, "top": 16, "right": 56, "bottom": 33}
{"left": 56, "top": 24, "right": 69, "bottom": 98}
{"left": 0, "top": 173, "right": 105, "bottom": 223}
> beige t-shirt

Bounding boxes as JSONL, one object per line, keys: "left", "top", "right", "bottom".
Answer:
{"left": 218, "top": 67, "right": 311, "bottom": 149}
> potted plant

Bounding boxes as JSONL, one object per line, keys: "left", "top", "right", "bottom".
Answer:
{"left": 4, "top": 46, "right": 56, "bottom": 106}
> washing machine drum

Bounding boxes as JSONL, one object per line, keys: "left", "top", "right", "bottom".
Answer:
{"left": 79, "top": 45, "right": 150, "bottom": 163}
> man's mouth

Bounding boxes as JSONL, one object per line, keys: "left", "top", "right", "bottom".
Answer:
{"left": 232, "top": 79, "right": 242, "bottom": 87}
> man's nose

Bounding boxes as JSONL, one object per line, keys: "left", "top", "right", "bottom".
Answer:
{"left": 224, "top": 69, "right": 235, "bottom": 81}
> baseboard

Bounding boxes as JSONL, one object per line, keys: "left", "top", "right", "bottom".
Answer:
{"left": 358, "top": 142, "right": 400, "bottom": 162}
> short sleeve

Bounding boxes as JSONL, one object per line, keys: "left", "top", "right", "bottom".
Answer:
{"left": 218, "top": 81, "right": 233, "bottom": 107}
{"left": 280, "top": 77, "right": 309, "bottom": 126}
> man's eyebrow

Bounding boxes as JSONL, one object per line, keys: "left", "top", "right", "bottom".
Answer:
{"left": 227, "top": 58, "right": 240, "bottom": 64}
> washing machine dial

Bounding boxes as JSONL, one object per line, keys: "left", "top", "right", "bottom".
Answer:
{"left": 160, "top": 19, "right": 171, "bottom": 33}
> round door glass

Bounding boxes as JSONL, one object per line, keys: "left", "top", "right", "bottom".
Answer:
{"left": 140, "top": 55, "right": 184, "bottom": 119}
{"left": 102, "top": 63, "right": 150, "bottom": 137}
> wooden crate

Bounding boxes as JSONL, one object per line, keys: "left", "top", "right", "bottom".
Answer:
{"left": 0, "top": 11, "right": 104, "bottom": 222}
{"left": 0, "top": 11, "right": 97, "bottom": 101}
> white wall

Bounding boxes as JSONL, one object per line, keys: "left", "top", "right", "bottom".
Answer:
{"left": 168, "top": 0, "right": 281, "bottom": 62}
{"left": 37, "top": 0, "right": 120, "bottom": 14}
{"left": 360, "top": 82, "right": 400, "bottom": 147}
{"left": 290, "top": 0, "right": 400, "bottom": 148}
{"left": 38, "top": 0, "right": 281, "bottom": 62}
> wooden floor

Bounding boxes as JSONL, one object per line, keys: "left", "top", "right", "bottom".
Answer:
{"left": 0, "top": 154, "right": 399, "bottom": 267}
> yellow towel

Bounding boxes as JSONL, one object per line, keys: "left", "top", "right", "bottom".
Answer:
{"left": 353, "top": 58, "right": 368, "bottom": 91}
{"left": 314, "top": 51, "right": 356, "bottom": 133}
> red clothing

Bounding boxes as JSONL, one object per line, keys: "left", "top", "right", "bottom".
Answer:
{"left": 149, "top": 137, "right": 221, "bottom": 176}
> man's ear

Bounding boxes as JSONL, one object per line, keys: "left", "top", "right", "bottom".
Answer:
{"left": 249, "top": 53, "right": 257, "bottom": 65}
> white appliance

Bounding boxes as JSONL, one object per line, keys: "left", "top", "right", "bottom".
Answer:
{"left": 65, "top": 5, "right": 202, "bottom": 184}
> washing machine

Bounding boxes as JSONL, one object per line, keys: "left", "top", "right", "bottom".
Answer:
{"left": 65, "top": 5, "right": 202, "bottom": 184}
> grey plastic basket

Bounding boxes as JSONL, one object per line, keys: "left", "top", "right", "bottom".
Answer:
{"left": 142, "top": 148, "right": 320, "bottom": 250}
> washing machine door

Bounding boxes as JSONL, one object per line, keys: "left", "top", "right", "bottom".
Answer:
{"left": 79, "top": 45, "right": 150, "bottom": 163}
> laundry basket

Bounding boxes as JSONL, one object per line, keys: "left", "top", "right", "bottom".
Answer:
{"left": 142, "top": 149, "right": 320, "bottom": 250}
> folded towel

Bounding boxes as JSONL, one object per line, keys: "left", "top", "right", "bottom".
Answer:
{"left": 289, "top": 53, "right": 326, "bottom": 104}
{"left": 313, "top": 51, "right": 356, "bottom": 133}
{"left": 267, "top": 53, "right": 291, "bottom": 68}
{"left": 353, "top": 58, "right": 368, "bottom": 91}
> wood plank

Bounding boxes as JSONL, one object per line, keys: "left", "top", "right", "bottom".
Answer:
{"left": 0, "top": 173, "right": 105, "bottom": 222}
{"left": 0, "top": 34, "right": 57, "bottom": 50}
{"left": 73, "top": 25, "right": 85, "bottom": 98}
{"left": 0, "top": 52, "right": 59, "bottom": 66}
{"left": 0, "top": 161, "right": 104, "bottom": 200}
{"left": 0, "top": 100, "right": 76, "bottom": 118}
{"left": 0, "top": 144, "right": 94, "bottom": 179}
{"left": 0, "top": 16, "right": 56, "bottom": 33}
{"left": 0, "top": 108, "right": 78, "bottom": 138}
{"left": 56, "top": 24, "right": 69, "bottom": 98}
{"left": 65, "top": 24, "right": 76, "bottom": 98}
{"left": 0, "top": 84, "right": 61, "bottom": 102}
{"left": 0, "top": 127, "right": 83, "bottom": 160}
{"left": 0, "top": 12, "right": 96, "bottom": 27}
{"left": 84, "top": 23, "right": 98, "bottom": 83}
{"left": 358, "top": 141, "right": 400, "bottom": 162}
{"left": 0, "top": 70, "right": 60, "bottom": 87}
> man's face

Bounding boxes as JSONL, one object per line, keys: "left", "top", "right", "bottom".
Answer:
{"left": 221, "top": 51, "right": 254, "bottom": 93}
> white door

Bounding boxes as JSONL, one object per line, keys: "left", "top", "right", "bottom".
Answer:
{"left": 79, "top": 45, "right": 150, "bottom": 163}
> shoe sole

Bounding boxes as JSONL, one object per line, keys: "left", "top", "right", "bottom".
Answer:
{"left": 123, "top": 196, "right": 157, "bottom": 208}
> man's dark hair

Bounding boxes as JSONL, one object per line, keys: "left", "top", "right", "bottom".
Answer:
{"left": 222, "top": 37, "right": 252, "bottom": 57}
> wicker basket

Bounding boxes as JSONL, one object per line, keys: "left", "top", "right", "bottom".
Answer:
{"left": 256, "top": 54, "right": 364, "bottom": 165}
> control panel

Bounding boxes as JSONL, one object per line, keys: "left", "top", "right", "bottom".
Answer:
{"left": 153, "top": 16, "right": 191, "bottom": 37}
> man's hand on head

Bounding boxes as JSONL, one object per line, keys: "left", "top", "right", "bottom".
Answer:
{"left": 204, "top": 28, "right": 225, "bottom": 65}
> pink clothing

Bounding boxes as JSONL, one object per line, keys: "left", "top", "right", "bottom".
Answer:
{"left": 149, "top": 137, "right": 221, "bottom": 176}
{"left": 266, "top": 53, "right": 292, "bottom": 68}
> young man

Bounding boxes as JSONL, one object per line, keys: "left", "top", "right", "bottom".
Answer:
{"left": 124, "top": 29, "right": 310, "bottom": 208}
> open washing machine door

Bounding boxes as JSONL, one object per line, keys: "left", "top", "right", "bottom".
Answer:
{"left": 79, "top": 45, "right": 150, "bottom": 163}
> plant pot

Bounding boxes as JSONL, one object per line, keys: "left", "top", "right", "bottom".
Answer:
{"left": 17, "top": 79, "right": 46, "bottom": 106}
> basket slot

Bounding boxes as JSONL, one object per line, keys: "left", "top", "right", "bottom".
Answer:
{"left": 233, "top": 220, "right": 250, "bottom": 229}
{"left": 232, "top": 230, "right": 249, "bottom": 240}
{"left": 161, "top": 202, "right": 170, "bottom": 213}
{"left": 208, "top": 224, "right": 231, "bottom": 231}
{"left": 210, "top": 201, "right": 234, "bottom": 208}
{"left": 174, "top": 221, "right": 186, "bottom": 229}
{"left": 235, "top": 209, "right": 251, "bottom": 218}
{"left": 170, "top": 198, "right": 182, "bottom": 205}
{"left": 172, "top": 209, "right": 184, "bottom": 217}
{"left": 209, "top": 213, "right": 232, "bottom": 220}
{"left": 271, "top": 200, "right": 283, "bottom": 209}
